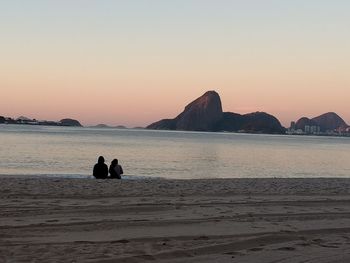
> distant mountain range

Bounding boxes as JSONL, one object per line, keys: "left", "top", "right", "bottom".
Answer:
{"left": 147, "top": 91, "right": 286, "bottom": 134}
{"left": 2, "top": 93, "right": 348, "bottom": 135}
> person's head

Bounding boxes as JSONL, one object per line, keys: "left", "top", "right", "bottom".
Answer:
{"left": 98, "top": 156, "right": 105, "bottom": 164}
{"left": 111, "top": 159, "right": 118, "bottom": 167}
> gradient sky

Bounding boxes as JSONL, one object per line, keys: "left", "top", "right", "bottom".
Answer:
{"left": 1, "top": 0, "right": 349, "bottom": 127}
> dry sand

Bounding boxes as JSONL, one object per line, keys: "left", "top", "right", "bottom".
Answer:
{"left": 1, "top": 177, "right": 350, "bottom": 262}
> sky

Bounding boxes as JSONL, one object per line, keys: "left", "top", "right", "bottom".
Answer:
{"left": 1, "top": 0, "right": 349, "bottom": 127}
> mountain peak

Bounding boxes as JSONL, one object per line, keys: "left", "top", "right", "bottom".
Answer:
{"left": 203, "top": 90, "right": 219, "bottom": 96}
{"left": 147, "top": 91, "right": 223, "bottom": 131}
{"left": 177, "top": 91, "right": 223, "bottom": 130}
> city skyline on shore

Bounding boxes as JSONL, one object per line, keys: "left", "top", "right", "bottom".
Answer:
{"left": 1, "top": 1, "right": 349, "bottom": 126}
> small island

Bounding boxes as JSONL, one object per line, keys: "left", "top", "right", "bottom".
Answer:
{"left": 89, "top": 124, "right": 127, "bottom": 129}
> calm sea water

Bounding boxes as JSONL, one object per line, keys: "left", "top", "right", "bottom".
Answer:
{"left": 0, "top": 124, "right": 349, "bottom": 179}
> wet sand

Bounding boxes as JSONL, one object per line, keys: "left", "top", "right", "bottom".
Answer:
{"left": 1, "top": 177, "right": 350, "bottom": 262}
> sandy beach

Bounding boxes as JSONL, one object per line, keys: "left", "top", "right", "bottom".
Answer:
{"left": 1, "top": 177, "right": 350, "bottom": 262}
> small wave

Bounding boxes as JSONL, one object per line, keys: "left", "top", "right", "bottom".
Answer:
{"left": 0, "top": 173, "right": 92, "bottom": 179}
{"left": 0, "top": 173, "right": 161, "bottom": 180}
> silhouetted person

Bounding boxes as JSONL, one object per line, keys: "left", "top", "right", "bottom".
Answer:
{"left": 93, "top": 156, "right": 108, "bottom": 179}
{"left": 109, "top": 159, "right": 123, "bottom": 179}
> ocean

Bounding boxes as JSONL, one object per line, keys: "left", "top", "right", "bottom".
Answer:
{"left": 0, "top": 124, "right": 349, "bottom": 179}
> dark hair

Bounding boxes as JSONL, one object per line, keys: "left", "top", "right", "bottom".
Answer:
{"left": 111, "top": 159, "right": 118, "bottom": 167}
{"left": 98, "top": 156, "right": 105, "bottom": 163}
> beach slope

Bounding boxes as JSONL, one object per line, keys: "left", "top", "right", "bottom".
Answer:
{"left": 1, "top": 177, "right": 350, "bottom": 262}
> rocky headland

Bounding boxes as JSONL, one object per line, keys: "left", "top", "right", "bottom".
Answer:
{"left": 147, "top": 91, "right": 285, "bottom": 134}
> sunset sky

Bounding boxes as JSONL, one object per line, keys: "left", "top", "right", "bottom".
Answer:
{"left": 1, "top": 1, "right": 349, "bottom": 127}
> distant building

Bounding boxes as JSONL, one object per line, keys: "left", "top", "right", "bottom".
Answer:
{"left": 296, "top": 129, "right": 304, "bottom": 134}
{"left": 290, "top": 121, "right": 296, "bottom": 130}
{"left": 287, "top": 118, "right": 348, "bottom": 137}
{"left": 16, "top": 116, "right": 38, "bottom": 125}
{"left": 304, "top": 125, "right": 320, "bottom": 135}
{"left": 310, "top": 125, "right": 320, "bottom": 134}
{"left": 336, "top": 126, "right": 350, "bottom": 136}
{"left": 305, "top": 125, "right": 310, "bottom": 134}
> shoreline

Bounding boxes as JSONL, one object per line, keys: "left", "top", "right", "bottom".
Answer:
{"left": 1, "top": 177, "right": 350, "bottom": 262}
{"left": 2, "top": 173, "right": 350, "bottom": 180}
{"left": 3, "top": 123, "right": 350, "bottom": 138}
{"left": 2, "top": 177, "right": 350, "bottom": 196}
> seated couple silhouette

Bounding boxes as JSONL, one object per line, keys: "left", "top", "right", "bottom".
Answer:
{"left": 93, "top": 156, "right": 123, "bottom": 179}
